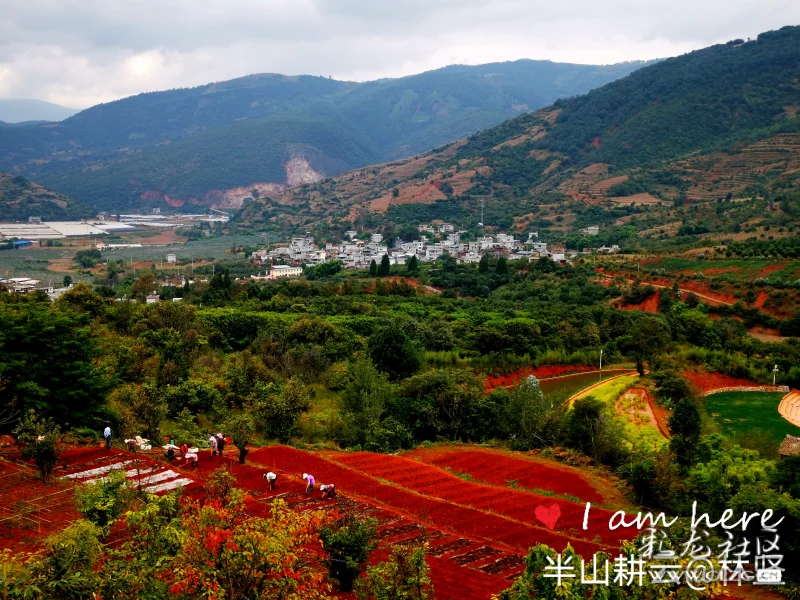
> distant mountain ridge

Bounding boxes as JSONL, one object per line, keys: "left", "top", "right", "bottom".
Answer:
{"left": 236, "top": 26, "right": 800, "bottom": 242}
{"left": 0, "top": 99, "right": 78, "bottom": 124}
{"left": 0, "top": 59, "right": 653, "bottom": 213}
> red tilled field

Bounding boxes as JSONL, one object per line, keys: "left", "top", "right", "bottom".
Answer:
{"left": 248, "top": 446, "right": 614, "bottom": 557}
{"left": 204, "top": 449, "right": 522, "bottom": 599}
{"left": 484, "top": 365, "right": 597, "bottom": 392}
{"left": 404, "top": 446, "right": 605, "bottom": 504}
{"left": 327, "top": 452, "right": 631, "bottom": 549}
{"left": 682, "top": 370, "right": 755, "bottom": 394}
{"left": 614, "top": 291, "right": 660, "bottom": 314}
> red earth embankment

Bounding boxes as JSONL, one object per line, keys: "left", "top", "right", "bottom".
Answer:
{"left": 484, "top": 365, "right": 597, "bottom": 392}
{"left": 682, "top": 370, "right": 755, "bottom": 395}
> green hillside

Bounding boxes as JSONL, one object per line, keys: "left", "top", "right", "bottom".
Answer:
{"left": 0, "top": 60, "right": 650, "bottom": 213}
{"left": 0, "top": 172, "right": 91, "bottom": 222}
{"left": 237, "top": 26, "right": 800, "bottom": 245}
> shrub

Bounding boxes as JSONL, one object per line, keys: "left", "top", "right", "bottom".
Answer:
{"left": 320, "top": 512, "right": 378, "bottom": 592}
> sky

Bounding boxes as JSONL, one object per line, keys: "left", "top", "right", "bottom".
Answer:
{"left": 0, "top": 0, "right": 798, "bottom": 109}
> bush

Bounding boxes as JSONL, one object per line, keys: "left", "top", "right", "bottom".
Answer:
{"left": 74, "top": 469, "right": 131, "bottom": 534}
{"left": 356, "top": 543, "right": 434, "bottom": 600}
{"left": 14, "top": 410, "right": 62, "bottom": 482}
{"left": 320, "top": 512, "right": 378, "bottom": 592}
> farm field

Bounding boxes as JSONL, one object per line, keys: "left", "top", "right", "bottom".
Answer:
{"left": 321, "top": 450, "right": 633, "bottom": 548}
{"left": 703, "top": 391, "right": 800, "bottom": 445}
{"left": 402, "top": 445, "right": 624, "bottom": 506}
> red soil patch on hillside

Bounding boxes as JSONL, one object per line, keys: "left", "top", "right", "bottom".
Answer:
{"left": 755, "top": 263, "right": 785, "bottom": 277}
{"left": 404, "top": 446, "right": 605, "bottom": 504}
{"left": 484, "top": 365, "right": 597, "bottom": 392}
{"left": 682, "top": 370, "right": 755, "bottom": 394}
{"left": 250, "top": 446, "right": 620, "bottom": 556}
{"left": 326, "top": 451, "right": 632, "bottom": 549}
{"left": 613, "top": 291, "right": 660, "bottom": 313}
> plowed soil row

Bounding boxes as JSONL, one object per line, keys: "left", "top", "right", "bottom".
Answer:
{"left": 403, "top": 446, "right": 605, "bottom": 504}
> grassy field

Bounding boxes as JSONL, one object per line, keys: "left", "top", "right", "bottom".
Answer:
{"left": 703, "top": 391, "right": 800, "bottom": 444}
{"left": 641, "top": 257, "right": 800, "bottom": 281}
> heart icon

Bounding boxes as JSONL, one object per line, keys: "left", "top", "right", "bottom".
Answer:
{"left": 535, "top": 504, "right": 561, "bottom": 530}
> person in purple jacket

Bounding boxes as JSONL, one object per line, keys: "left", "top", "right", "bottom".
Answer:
{"left": 302, "top": 473, "right": 315, "bottom": 494}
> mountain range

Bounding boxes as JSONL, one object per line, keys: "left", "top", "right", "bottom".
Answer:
{"left": 0, "top": 99, "right": 79, "bottom": 124}
{"left": 237, "top": 26, "right": 800, "bottom": 244}
{"left": 0, "top": 60, "right": 651, "bottom": 214}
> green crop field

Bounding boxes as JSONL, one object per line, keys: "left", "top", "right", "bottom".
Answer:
{"left": 703, "top": 391, "right": 800, "bottom": 444}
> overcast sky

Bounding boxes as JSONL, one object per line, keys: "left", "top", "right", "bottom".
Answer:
{"left": 0, "top": 0, "right": 797, "bottom": 109}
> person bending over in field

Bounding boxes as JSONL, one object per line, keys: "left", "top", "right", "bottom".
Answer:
{"left": 320, "top": 483, "right": 337, "bottom": 499}
{"left": 208, "top": 434, "right": 218, "bottom": 457}
{"left": 303, "top": 473, "right": 315, "bottom": 494}
{"left": 182, "top": 452, "right": 198, "bottom": 469}
{"left": 263, "top": 471, "right": 277, "bottom": 490}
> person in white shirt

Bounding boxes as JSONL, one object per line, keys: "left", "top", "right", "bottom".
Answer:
{"left": 182, "top": 452, "right": 198, "bottom": 469}
{"left": 263, "top": 471, "right": 278, "bottom": 490}
{"left": 320, "top": 483, "right": 336, "bottom": 499}
{"left": 209, "top": 435, "right": 218, "bottom": 456}
{"left": 103, "top": 426, "right": 112, "bottom": 450}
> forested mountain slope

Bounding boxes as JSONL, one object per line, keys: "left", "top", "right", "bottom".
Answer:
{"left": 237, "top": 26, "right": 800, "bottom": 244}
{"left": 0, "top": 60, "right": 650, "bottom": 213}
{"left": 0, "top": 173, "right": 90, "bottom": 222}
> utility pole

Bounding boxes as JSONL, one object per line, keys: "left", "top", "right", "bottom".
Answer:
{"left": 599, "top": 349, "right": 603, "bottom": 372}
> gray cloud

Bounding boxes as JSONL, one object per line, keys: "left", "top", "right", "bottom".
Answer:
{"left": 0, "top": 0, "right": 797, "bottom": 108}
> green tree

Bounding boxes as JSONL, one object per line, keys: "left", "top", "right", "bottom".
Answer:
{"left": 378, "top": 254, "right": 391, "bottom": 277}
{"left": 0, "top": 303, "right": 109, "bottom": 426}
{"left": 369, "top": 260, "right": 378, "bottom": 277}
{"left": 406, "top": 255, "right": 419, "bottom": 274}
{"left": 320, "top": 512, "right": 378, "bottom": 592}
{"left": 495, "top": 256, "right": 509, "bottom": 275}
{"left": 225, "top": 413, "right": 255, "bottom": 464}
{"left": 14, "top": 410, "right": 62, "bottom": 482}
{"left": 478, "top": 253, "right": 489, "bottom": 274}
{"left": 55, "top": 283, "right": 107, "bottom": 317}
{"left": 669, "top": 398, "right": 702, "bottom": 470}
{"left": 253, "top": 378, "right": 312, "bottom": 442}
{"left": 356, "top": 543, "right": 433, "bottom": 600}
{"left": 368, "top": 323, "right": 421, "bottom": 381}
{"left": 505, "top": 376, "right": 566, "bottom": 449}
{"left": 341, "top": 360, "right": 394, "bottom": 446}
{"left": 63, "top": 275, "right": 73, "bottom": 287}
{"left": 566, "top": 396, "right": 626, "bottom": 465}
{"left": 630, "top": 315, "right": 671, "bottom": 375}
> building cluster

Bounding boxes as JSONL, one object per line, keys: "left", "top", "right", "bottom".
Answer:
{"left": 249, "top": 222, "right": 619, "bottom": 276}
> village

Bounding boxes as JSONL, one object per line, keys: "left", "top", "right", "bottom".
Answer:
{"left": 249, "top": 222, "right": 620, "bottom": 278}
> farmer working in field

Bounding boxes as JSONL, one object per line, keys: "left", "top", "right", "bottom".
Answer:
{"left": 104, "top": 425, "right": 112, "bottom": 450}
{"left": 320, "top": 483, "right": 337, "bottom": 500}
{"left": 303, "top": 473, "right": 315, "bottom": 494}
{"left": 208, "top": 434, "right": 218, "bottom": 456}
{"left": 182, "top": 451, "right": 198, "bottom": 469}
{"left": 263, "top": 471, "right": 278, "bottom": 490}
{"left": 216, "top": 433, "right": 226, "bottom": 456}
